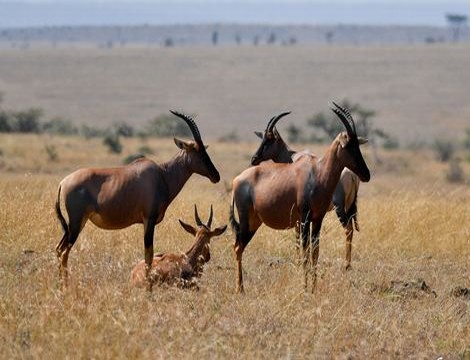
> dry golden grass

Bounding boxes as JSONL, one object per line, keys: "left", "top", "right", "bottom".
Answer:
{"left": 0, "top": 134, "right": 469, "bottom": 358}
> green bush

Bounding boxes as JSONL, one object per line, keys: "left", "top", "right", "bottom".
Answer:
{"left": 144, "top": 114, "right": 192, "bottom": 138}
{"left": 433, "top": 139, "right": 455, "bottom": 162}
{"left": 382, "top": 136, "right": 400, "bottom": 150}
{"left": 103, "top": 133, "right": 122, "bottom": 154}
{"left": 81, "top": 124, "right": 107, "bottom": 139}
{"left": 13, "top": 108, "right": 43, "bottom": 133}
{"left": 123, "top": 153, "right": 145, "bottom": 164}
{"left": 306, "top": 111, "right": 342, "bottom": 143}
{"left": 0, "top": 110, "right": 13, "bottom": 132}
{"left": 286, "top": 123, "right": 304, "bottom": 143}
{"left": 42, "top": 117, "right": 78, "bottom": 135}
{"left": 114, "top": 122, "right": 134, "bottom": 138}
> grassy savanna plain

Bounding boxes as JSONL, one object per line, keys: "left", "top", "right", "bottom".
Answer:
{"left": 0, "top": 133, "right": 469, "bottom": 359}
{"left": 1, "top": 44, "right": 470, "bottom": 143}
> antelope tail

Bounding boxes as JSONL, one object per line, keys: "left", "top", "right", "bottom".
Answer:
{"left": 55, "top": 184, "right": 68, "bottom": 233}
{"left": 229, "top": 195, "right": 240, "bottom": 235}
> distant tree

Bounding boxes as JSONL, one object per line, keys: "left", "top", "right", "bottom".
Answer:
{"left": 286, "top": 123, "right": 303, "bottom": 143}
{"left": 325, "top": 31, "right": 334, "bottom": 44}
{"left": 306, "top": 111, "right": 342, "bottom": 142}
{"left": 267, "top": 32, "right": 276, "bottom": 45}
{"left": 235, "top": 34, "right": 242, "bottom": 45}
{"left": 144, "top": 113, "right": 192, "bottom": 138}
{"left": 13, "top": 108, "right": 43, "bottom": 133}
{"left": 306, "top": 100, "right": 392, "bottom": 163}
{"left": 212, "top": 30, "right": 219, "bottom": 46}
{"left": 0, "top": 110, "right": 13, "bottom": 133}
{"left": 446, "top": 13, "right": 468, "bottom": 42}
{"left": 433, "top": 139, "right": 455, "bottom": 162}
{"left": 114, "top": 122, "right": 134, "bottom": 137}
{"left": 164, "top": 37, "right": 174, "bottom": 47}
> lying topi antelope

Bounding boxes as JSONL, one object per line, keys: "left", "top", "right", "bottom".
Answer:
{"left": 130, "top": 205, "right": 227, "bottom": 288}
{"left": 230, "top": 102, "right": 370, "bottom": 293}
{"left": 251, "top": 111, "right": 363, "bottom": 270}
{"left": 55, "top": 111, "right": 220, "bottom": 289}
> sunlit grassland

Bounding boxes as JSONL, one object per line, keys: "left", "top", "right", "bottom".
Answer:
{"left": 0, "top": 134, "right": 469, "bottom": 358}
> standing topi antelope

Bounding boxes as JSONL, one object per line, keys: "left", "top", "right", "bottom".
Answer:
{"left": 55, "top": 111, "right": 220, "bottom": 289}
{"left": 230, "top": 102, "right": 370, "bottom": 293}
{"left": 251, "top": 111, "right": 362, "bottom": 270}
{"left": 130, "top": 205, "right": 227, "bottom": 288}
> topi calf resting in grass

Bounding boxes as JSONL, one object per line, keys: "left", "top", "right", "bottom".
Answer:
{"left": 130, "top": 205, "right": 227, "bottom": 289}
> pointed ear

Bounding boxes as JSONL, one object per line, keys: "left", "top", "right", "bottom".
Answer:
{"left": 174, "top": 138, "right": 196, "bottom": 151}
{"left": 254, "top": 131, "right": 263, "bottom": 139}
{"left": 358, "top": 137, "right": 368, "bottom": 145}
{"left": 178, "top": 219, "right": 197, "bottom": 236}
{"left": 174, "top": 137, "right": 186, "bottom": 150}
{"left": 211, "top": 225, "right": 227, "bottom": 237}
{"left": 338, "top": 133, "right": 349, "bottom": 148}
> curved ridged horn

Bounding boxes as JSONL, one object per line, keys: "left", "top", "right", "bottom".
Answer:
{"left": 267, "top": 111, "right": 292, "bottom": 132}
{"left": 330, "top": 101, "right": 354, "bottom": 136}
{"left": 334, "top": 102, "right": 357, "bottom": 134}
{"left": 169, "top": 110, "right": 203, "bottom": 145}
{"left": 265, "top": 115, "right": 277, "bottom": 132}
{"left": 194, "top": 204, "right": 203, "bottom": 227}
{"left": 206, "top": 205, "right": 213, "bottom": 228}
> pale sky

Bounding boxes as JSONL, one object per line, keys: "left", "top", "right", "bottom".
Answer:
{"left": 1, "top": 0, "right": 469, "bottom": 27}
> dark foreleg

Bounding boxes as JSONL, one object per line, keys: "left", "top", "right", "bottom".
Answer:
{"left": 300, "top": 211, "right": 311, "bottom": 290}
{"left": 143, "top": 217, "right": 157, "bottom": 292}
{"left": 310, "top": 220, "right": 323, "bottom": 292}
{"left": 344, "top": 199, "right": 358, "bottom": 270}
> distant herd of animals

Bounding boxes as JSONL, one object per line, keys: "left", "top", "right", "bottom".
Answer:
{"left": 55, "top": 102, "right": 370, "bottom": 293}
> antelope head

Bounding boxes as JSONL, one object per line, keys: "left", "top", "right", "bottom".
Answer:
{"left": 251, "top": 111, "right": 291, "bottom": 165}
{"left": 179, "top": 205, "right": 227, "bottom": 274}
{"left": 170, "top": 110, "right": 221, "bottom": 183}
{"left": 330, "top": 102, "right": 370, "bottom": 182}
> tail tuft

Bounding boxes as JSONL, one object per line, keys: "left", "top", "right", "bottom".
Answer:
{"left": 229, "top": 198, "right": 240, "bottom": 235}
{"left": 55, "top": 185, "right": 68, "bottom": 233}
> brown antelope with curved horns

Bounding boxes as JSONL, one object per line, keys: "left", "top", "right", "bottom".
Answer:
{"left": 230, "top": 102, "right": 370, "bottom": 293}
{"left": 252, "top": 111, "right": 363, "bottom": 270}
{"left": 55, "top": 111, "right": 220, "bottom": 290}
{"left": 130, "top": 205, "right": 227, "bottom": 288}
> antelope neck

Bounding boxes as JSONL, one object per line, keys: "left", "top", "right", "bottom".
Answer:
{"left": 161, "top": 151, "right": 194, "bottom": 204}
